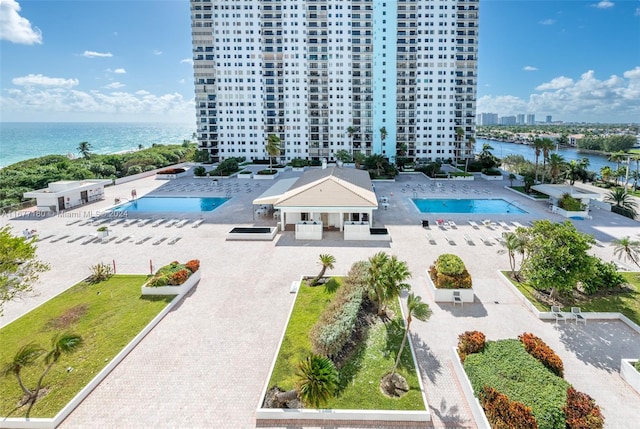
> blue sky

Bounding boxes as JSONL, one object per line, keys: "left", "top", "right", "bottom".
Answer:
{"left": 1, "top": 0, "right": 638, "bottom": 124}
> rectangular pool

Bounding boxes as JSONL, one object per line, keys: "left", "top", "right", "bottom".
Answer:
{"left": 411, "top": 198, "right": 527, "bottom": 214}
{"left": 112, "top": 197, "right": 230, "bottom": 213}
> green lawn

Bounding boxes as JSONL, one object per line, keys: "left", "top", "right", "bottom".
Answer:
{"left": 0, "top": 275, "right": 173, "bottom": 418}
{"left": 509, "top": 272, "right": 640, "bottom": 325}
{"left": 268, "top": 279, "right": 425, "bottom": 410}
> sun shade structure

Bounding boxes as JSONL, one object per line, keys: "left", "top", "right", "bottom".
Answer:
{"left": 530, "top": 184, "right": 600, "bottom": 201}
{"left": 254, "top": 166, "right": 378, "bottom": 233}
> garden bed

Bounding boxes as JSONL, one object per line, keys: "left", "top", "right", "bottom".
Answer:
{"left": 226, "top": 227, "right": 278, "bottom": 241}
{"left": 256, "top": 278, "right": 429, "bottom": 424}
{"left": 140, "top": 260, "right": 201, "bottom": 296}
{"left": 0, "top": 275, "right": 175, "bottom": 426}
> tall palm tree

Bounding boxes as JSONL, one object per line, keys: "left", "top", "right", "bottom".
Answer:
{"left": 346, "top": 126, "right": 357, "bottom": 157}
{"left": 311, "top": 254, "right": 336, "bottom": 286}
{"left": 611, "top": 236, "right": 640, "bottom": 269}
{"left": 379, "top": 126, "right": 387, "bottom": 143}
{"left": 368, "top": 252, "right": 412, "bottom": 317}
{"left": 532, "top": 138, "right": 544, "bottom": 183}
{"left": 605, "top": 188, "right": 638, "bottom": 217}
{"left": 266, "top": 134, "right": 281, "bottom": 171}
{"left": 600, "top": 166, "right": 613, "bottom": 184}
{"left": 77, "top": 141, "right": 93, "bottom": 159}
{"left": 539, "top": 138, "right": 555, "bottom": 184}
{"left": 548, "top": 153, "right": 565, "bottom": 183}
{"left": 274, "top": 354, "right": 338, "bottom": 408}
{"left": 1, "top": 343, "right": 44, "bottom": 400}
{"left": 391, "top": 293, "right": 431, "bottom": 375}
{"left": 455, "top": 127, "right": 464, "bottom": 163}
{"left": 497, "top": 232, "right": 526, "bottom": 280}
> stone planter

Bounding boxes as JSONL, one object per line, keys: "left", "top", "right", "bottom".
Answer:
{"left": 291, "top": 167, "right": 306, "bottom": 172}
{"left": 425, "top": 271, "right": 474, "bottom": 303}
{"left": 621, "top": 359, "right": 640, "bottom": 394}
{"left": 141, "top": 270, "right": 201, "bottom": 296}
{"left": 481, "top": 173, "right": 503, "bottom": 180}
{"left": 96, "top": 230, "right": 109, "bottom": 239}
{"left": 156, "top": 171, "right": 188, "bottom": 180}
{"left": 254, "top": 171, "right": 280, "bottom": 180}
{"left": 238, "top": 172, "right": 253, "bottom": 179}
{"left": 552, "top": 206, "right": 589, "bottom": 219}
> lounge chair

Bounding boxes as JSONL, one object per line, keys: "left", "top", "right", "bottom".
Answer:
{"left": 136, "top": 236, "right": 152, "bottom": 245}
{"left": 426, "top": 232, "right": 437, "bottom": 245}
{"left": 67, "top": 235, "right": 84, "bottom": 243}
{"left": 478, "top": 234, "right": 493, "bottom": 246}
{"left": 165, "top": 219, "right": 180, "bottom": 227}
{"left": 443, "top": 233, "right": 455, "bottom": 245}
{"left": 453, "top": 291, "right": 463, "bottom": 308}
{"left": 51, "top": 234, "right": 70, "bottom": 243}
{"left": 482, "top": 219, "right": 497, "bottom": 229}
{"left": 151, "top": 218, "right": 166, "bottom": 227}
{"left": 175, "top": 219, "right": 189, "bottom": 228}
{"left": 65, "top": 219, "right": 81, "bottom": 226}
{"left": 552, "top": 306, "right": 566, "bottom": 324}
{"left": 81, "top": 235, "right": 98, "bottom": 245}
{"left": 124, "top": 219, "right": 139, "bottom": 227}
{"left": 110, "top": 218, "right": 126, "bottom": 226}
{"left": 191, "top": 219, "right": 204, "bottom": 228}
{"left": 512, "top": 221, "right": 524, "bottom": 228}
{"left": 138, "top": 219, "right": 154, "bottom": 227}
{"left": 572, "top": 307, "right": 586, "bottom": 325}
{"left": 448, "top": 220, "right": 458, "bottom": 229}
{"left": 152, "top": 237, "right": 167, "bottom": 245}
{"left": 115, "top": 235, "right": 133, "bottom": 244}
{"left": 468, "top": 220, "right": 480, "bottom": 229}
{"left": 498, "top": 221, "right": 510, "bottom": 230}
{"left": 168, "top": 236, "right": 181, "bottom": 245}
{"left": 463, "top": 234, "right": 474, "bottom": 245}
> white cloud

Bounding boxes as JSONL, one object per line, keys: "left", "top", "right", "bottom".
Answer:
{"left": 523, "top": 66, "right": 539, "bottom": 72}
{"left": 83, "top": 50, "right": 113, "bottom": 58}
{"left": 180, "top": 58, "right": 194, "bottom": 65}
{"left": 539, "top": 19, "right": 556, "bottom": 25}
{"left": 153, "top": 50, "right": 163, "bottom": 56}
{"left": 0, "top": 0, "right": 42, "bottom": 44}
{"left": 0, "top": 84, "right": 194, "bottom": 122}
{"left": 113, "top": 68, "right": 127, "bottom": 74}
{"left": 478, "top": 67, "right": 640, "bottom": 123}
{"left": 104, "top": 82, "right": 125, "bottom": 89}
{"left": 12, "top": 73, "right": 79, "bottom": 88}
{"left": 536, "top": 76, "right": 574, "bottom": 91}
{"left": 592, "top": 1, "right": 614, "bottom": 9}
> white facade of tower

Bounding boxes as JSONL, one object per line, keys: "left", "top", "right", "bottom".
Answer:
{"left": 191, "top": 0, "right": 478, "bottom": 164}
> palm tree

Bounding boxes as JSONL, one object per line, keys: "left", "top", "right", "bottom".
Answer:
{"left": 497, "top": 232, "right": 525, "bottom": 280}
{"left": 391, "top": 293, "right": 431, "bottom": 375}
{"left": 611, "top": 236, "right": 640, "bottom": 269}
{"left": 605, "top": 188, "right": 639, "bottom": 217}
{"left": 368, "top": 252, "right": 412, "bottom": 316}
{"left": 564, "top": 160, "right": 583, "bottom": 186}
{"left": 274, "top": 354, "right": 338, "bottom": 408}
{"left": 600, "top": 166, "right": 613, "bottom": 184}
{"left": 455, "top": 127, "right": 464, "bottom": 163}
{"left": 548, "top": 153, "right": 565, "bottom": 183}
{"left": 296, "top": 354, "right": 339, "bottom": 408}
{"left": 266, "top": 134, "right": 281, "bottom": 171}
{"left": 77, "top": 141, "right": 93, "bottom": 159}
{"left": 539, "top": 138, "right": 555, "bottom": 184}
{"left": 311, "top": 254, "right": 336, "bottom": 286}
{"left": 532, "top": 138, "right": 544, "bottom": 183}
{"left": 608, "top": 151, "right": 626, "bottom": 185}
{"left": 379, "top": 126, "right": 387, "bottom": 143}
{"left": 1, "top": 343, "right": 44, "bottom": 400}
{"left": 508, "top": 173, "right": 516, "bottom": 187}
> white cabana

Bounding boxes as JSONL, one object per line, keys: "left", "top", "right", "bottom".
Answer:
{"left": 530, "top": 184, "right": 600, "bottom": 201}
{"left": 24, "top": 180, "right": 112, "bottom": 213}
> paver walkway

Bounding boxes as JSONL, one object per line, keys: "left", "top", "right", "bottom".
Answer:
{"left": 1, "top": 171, "right": 639, "bottom": 428}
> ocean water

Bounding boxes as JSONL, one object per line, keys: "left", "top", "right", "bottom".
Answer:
{"left": 0, "top": 122, "right": 195, "bottom": 168}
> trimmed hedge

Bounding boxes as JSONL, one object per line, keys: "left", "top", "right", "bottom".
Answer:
{"left": 563, "top": 387, "right": 604, "bottom": 429}
{"left": 429, "top": 254, "right": 472, "bottom": 289}
{"left": 309, "top": 261, "right": 368, "bottom": 358}
{"left": 457, "top": 330, "right": 486, "bottom": 362}
{"left": 464, "top": 339, "right": 570, "bottom": 429}
{"left": 147, "top": 259, "right": 200, "bottom": 287}
{"left": 518, "top": 333, "right": 564, "bottom": 378}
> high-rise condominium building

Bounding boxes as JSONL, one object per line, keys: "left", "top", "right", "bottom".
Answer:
{"left": 191, "top": 0, "right": 479, "bottom": 164}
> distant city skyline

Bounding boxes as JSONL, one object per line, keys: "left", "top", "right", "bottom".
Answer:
{"left": 0, "top": 0, "right": 639, "bottom": 123}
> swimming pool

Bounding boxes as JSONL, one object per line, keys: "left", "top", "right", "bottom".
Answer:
{"left": 112, "top": 197, "right": 230, "bottom": 213}
{"left": 411, "top": 198, "right": 527, "bottom": 214}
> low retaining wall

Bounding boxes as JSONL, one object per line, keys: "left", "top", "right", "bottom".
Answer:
{"left": 497, "top": 271, "right": 640, "bottom": 334}
{"left": 620, "top": 359, "right": 640, "bottom": 394}
{"left": 424, "top": 273, "right": 474, "bottom": 303}
{"left": 450, "top": 348, "right": 491, "bottom": 429}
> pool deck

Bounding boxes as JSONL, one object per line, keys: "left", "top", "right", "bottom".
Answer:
{"left": 1, "top": 168, "right": 639, "bottom": 428}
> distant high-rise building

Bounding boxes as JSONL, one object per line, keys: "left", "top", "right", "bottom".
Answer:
{"left": 517, "top": 114, "right": 525, "bottom": 125}
{"left": 546, "top": 115, "right": 552, "bottom": 123}
{"left": 526, "top": 114, "right": 535, "bottom": 125}
{"left": 500, "top": 115, "right": 517, "bottom": 126}
{"left": 191, "top": 0, "right": 479, "bottom": 163}
{"left": 477, "top": 113, "right": 498, "bottom": 126}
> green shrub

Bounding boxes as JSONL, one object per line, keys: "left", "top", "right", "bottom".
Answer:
{"left": 457, "top": 330, "right": 486, "bottom": 362}
{"left": 558, "top": 193, "right": 583, "bottom": 212}
{"left": 211, "top": 158, "right": 240, "bottom": 176}
{"left": 482, "top": 168, "right": 502, "bottom": 176}
{"left": 96, "top": 226, "right": 108, "bottom": 232}
{"left": 563, "top": 387, "right": 604, "bottom": 429}
{"left": 429, "top": 254, "right": 472, "bottom": 289}
{"left": 309, "top": 261, "right": 368, "bottom": 358}
{"left": 290, "top": 158, "right": 308, "bottom": 168}
{"left": 579, "top": 257, "right": 626, "bottom": 295}
{"left": 146, "top": 261, "right": 194, "bottom": 288}
{"left": 256, "top": 169, "right": 277, "bottom": 175}
{"left": 193, "top": 166, "right": 207, "bottom": 177}
{"left": 479, "top": 386, "right": 539, "bottom": 429}
{"left": 464, "top": 339, "right": 570, "bottom": 429}
{"left": 87, "top": 262, "right": 113, "bottom": 284}
{"left": 634, "top": 360, "right": 640, "bottom": 371}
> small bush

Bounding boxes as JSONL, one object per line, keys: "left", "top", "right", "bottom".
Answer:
{"left": 518, "top": 332, "right": 564, "bottom": 378}
{"left": 157, "top": 168, "right": 186, "bottom": 175}
{"left": 97, "top": 226, "right": 108, "bottom": 232}
{"left": 87, "top": 262, "right": 113, "bottom": 284}
{"left": 457, "top": 330, "right": 486, "bottom": 362}
{"left": 193, "top": 166, "right": 207, "bottom": 177}
{"left": 148, "top": 274, "right": 169, "bottom": 287}
{"left": 185, "top": 259, "right": 200, "bottom": 273}
{"left": 256, "top": 169, "right": 277, "bottom": 175}
{"left": 479, "top": 386, "right": 539, "bottom": 429}
{"left": 634, "top": 360, "right": 640, "bottom": 372}
{"left": 579, "top": 257, "right": 626, "bottom": 295}
{"left": 429, "top": 254, "right": 472, "bottom": 289}
{"left": 563, "top": 387, "right": 604, "bottom": 429}
{"left": 558, "top": 193, "right": 583, "bottom": 212}
{"left": 168, "top": 269, "right": 190, "bottom": 285}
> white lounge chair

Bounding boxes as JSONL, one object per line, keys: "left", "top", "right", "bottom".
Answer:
{"left": 165, "top": 219, "right": 180, "bottom": 227}
{"left": 426, "top": 232, "right": 437, "bottom": 245}
{"left": 468, "top": 220, "right": 480, "bottom": 229}
{"left": 191, "top": 219, "right": 204, "bottom": 228}
{"left": 167, "top": 236, "right": 181, "bottom": 245}
{"left": 67, "top": 235, "right": 84, "bottom": 243}
{"left": 498, "top": 221, "right": 510, "bottom": 230}
{"left": 136, "top": 236, "right": 152, "bottom": 244}
{"left": 512, "top": 221, "right": 524, "bottom": 228}
{"left": 138, "top": 219, "right": 154, "bottom": 227}
{"left": 443, "top": 233, "right": 455, "bottom": 245}
{"left": 463, "top": 234, "right": 474, "bottom": 245}
{"left": 448, "top": 220, "right": 458, "bottom": 229}
{"left": 152, "top": 237, "right": 167, "bottom": 245}
{"left": 478, "top": 234, "right": 493, "bottom": 246}
{"left": 552, "top": 306, "right": 566, "bottom": 324}
{"left": 115, "top": 235, "right": 133, "bottom": 244}
{"left": 572, "top": 307, "right": 586, "bottom": 325}
{"left": 175, "top": 219, "right": 189, "bottom": 228}
{"left": 124, "top": 219, "right": 139, "bottom": 227}
{"left": 151, "top": 218, "right": 166, "bottom": 227}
